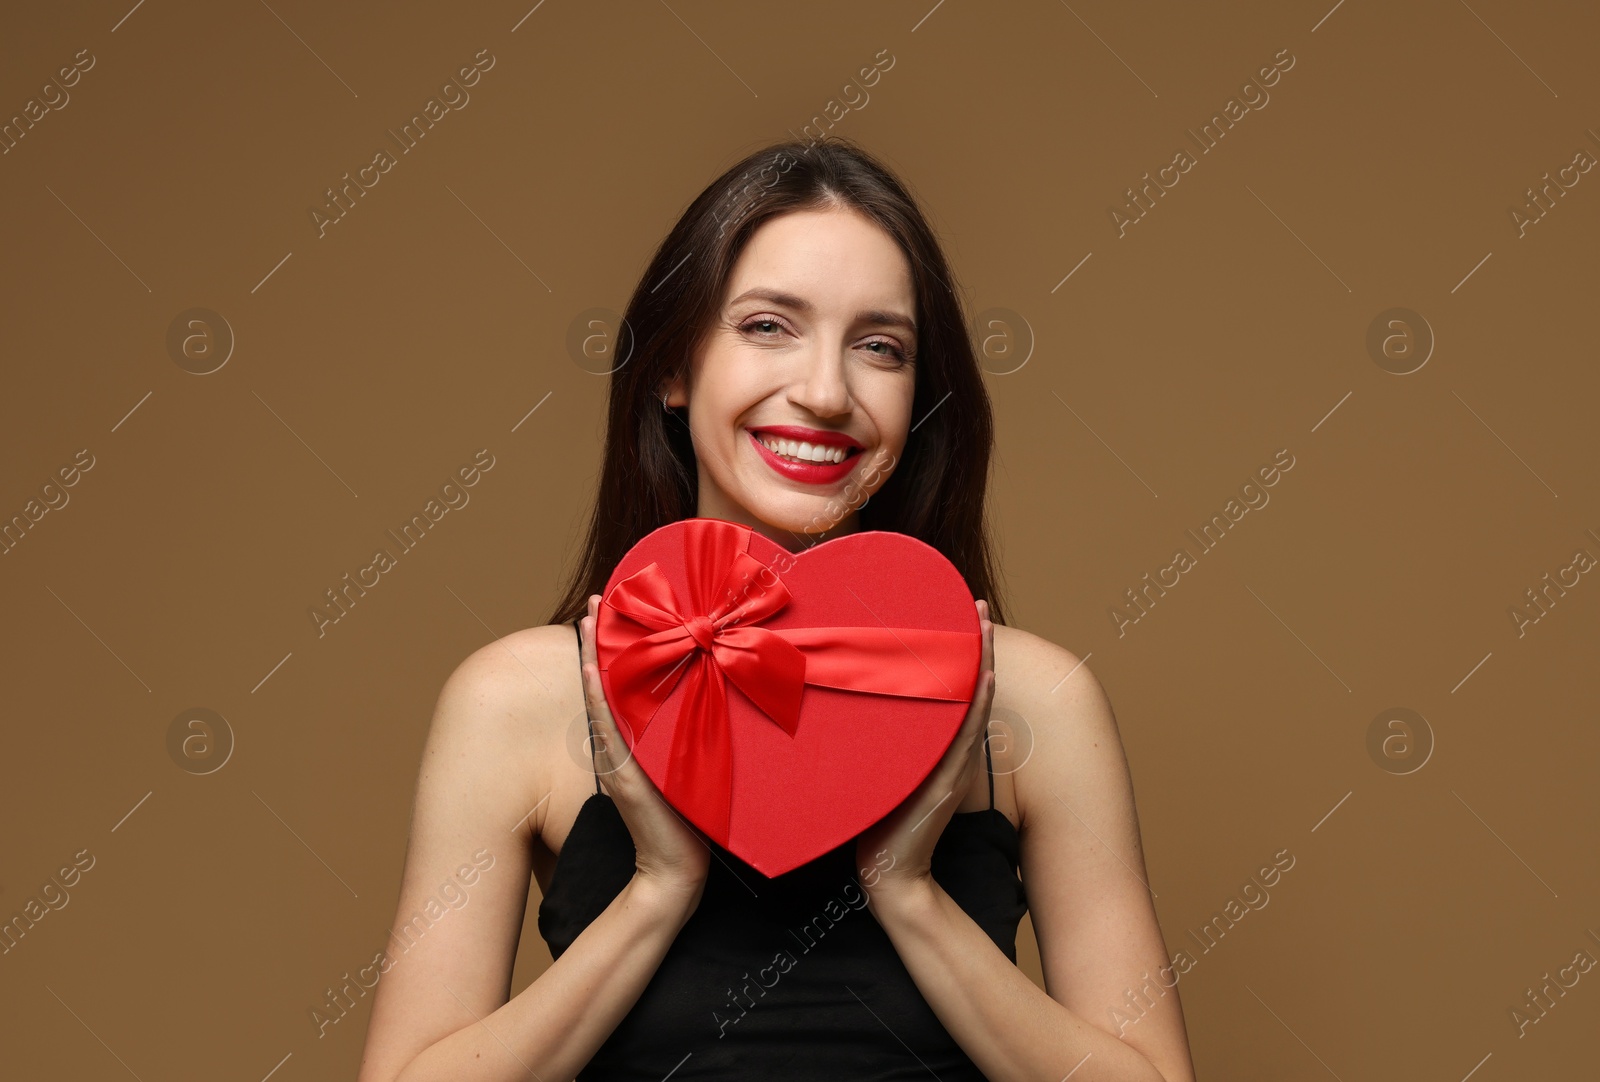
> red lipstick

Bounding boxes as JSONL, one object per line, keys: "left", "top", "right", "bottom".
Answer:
{"left": 746, "top": 426, "right": 863, "bottom": 485}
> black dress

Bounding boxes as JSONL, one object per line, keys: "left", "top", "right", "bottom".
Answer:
{"left": 538, "top": 618, "right": 1029, "bottom": 1079}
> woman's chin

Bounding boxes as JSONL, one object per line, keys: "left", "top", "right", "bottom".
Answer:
{"left": 739, "top": 495, "right": 857, "bottom": 541}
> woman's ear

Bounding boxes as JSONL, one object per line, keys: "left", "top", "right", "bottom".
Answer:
{"left": 660, "top": 373, "right": 688, "bottom": 409}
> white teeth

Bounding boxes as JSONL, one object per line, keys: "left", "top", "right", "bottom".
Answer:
{"left": 755, "top": 434, "right": 850, "bottom": 464}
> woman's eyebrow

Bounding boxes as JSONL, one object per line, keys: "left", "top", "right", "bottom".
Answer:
{"left": 726, "top": 287, "right": 916, "bottom": 336}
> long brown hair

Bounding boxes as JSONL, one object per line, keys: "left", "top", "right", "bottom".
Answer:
{"left": 548, "top": 137, "right": 1008, "bottom": 627}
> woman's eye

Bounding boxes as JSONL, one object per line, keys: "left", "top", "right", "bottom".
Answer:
{"left": 740, "top": 318, "right": 909, "bottom": 363}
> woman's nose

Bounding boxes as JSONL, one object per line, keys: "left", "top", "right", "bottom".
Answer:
{"left": 788, "top": 350, "right": 852, "bottom": 418}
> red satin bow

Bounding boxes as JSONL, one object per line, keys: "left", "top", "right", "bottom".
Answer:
{"left": 595, "top": 518, "right": 978, "bottom": 847}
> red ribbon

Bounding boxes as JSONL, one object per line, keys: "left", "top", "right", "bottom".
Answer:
{"left": 595, "top": 518, "right": 978, "bottom": 847}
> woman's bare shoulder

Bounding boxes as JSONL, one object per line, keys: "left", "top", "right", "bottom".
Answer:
{"left": 427, "top": 622, "right": 586, "bottom": 816}
{"left": 443, "top": 620, "right": 581, "bottom": 708}
{"left": 991, "top": 622, "right": 1102, "bottom": 701}
{"left": 989, "top": 623, "right": 1128, "bottom": 829}
{"left": 446, "top": 621, "right": 581, "bottom": 693}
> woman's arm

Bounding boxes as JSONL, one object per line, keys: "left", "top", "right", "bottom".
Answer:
{"left": 866, "top": 628, "right": 1197, "bottom": 1082}
{"left": 357, "top": 628, "right": 701, "bottom": 1082}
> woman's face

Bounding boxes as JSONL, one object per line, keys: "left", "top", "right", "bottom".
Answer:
{"left": 666, "top": 206, "right": 918, "bottom": 552}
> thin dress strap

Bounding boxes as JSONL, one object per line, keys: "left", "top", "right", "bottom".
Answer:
{"left": 983, "top": 726, "right": 995, "bottom": 810}
{"left": 572, "top": 618, "right": 600, "bottom": 794}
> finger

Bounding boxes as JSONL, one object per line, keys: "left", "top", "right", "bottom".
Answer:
{"left": 961, "top": 611, "right": 997, "bottom": 760}
{"left": 579, "top": 596, "right": 600, "bottom": 709}
{"left": 580, "top": 606, "right": 598, "bottom": 676}
{"left": 960, "top": 599, "right": 994, "bottom": 726}
{"left": 975, "top": 668, "right": 996, "bottom": 718}
{"left": 584, "top": 670, "right": 637, "bottom": 775}
{"left": 580, "top": 599, "right": 621, "bottom": 730}
{"left": 580, "top": 594, "right": 597, "bottom": 672}
{"left": 963, "top": 670, "right": 995, "bottom": 754}
{"left": 972, "top": 598, "right": 985, "bottom": 685}
{"left": 577, "top": 653, "right": 617, "bottom": 787}
{"left": 921, "top": 669, "right": 992, "bottom": 805}
{"left": 578, "top": 599, "right": 636, "bottom": 778}
{"left": 578, "top": 604, "right": 609, "bottom": 737}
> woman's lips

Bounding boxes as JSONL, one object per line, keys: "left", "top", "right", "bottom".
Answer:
{"left": 747, "top": 429, "right": 861, "bottom": 485}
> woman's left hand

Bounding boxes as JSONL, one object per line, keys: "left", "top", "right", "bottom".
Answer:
{"left": 854, "top": 599, "right": 996, "bottom": 904}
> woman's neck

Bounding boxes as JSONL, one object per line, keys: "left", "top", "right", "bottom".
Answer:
{"left": 694, "top": 505, "right": 862, "bottom": 554}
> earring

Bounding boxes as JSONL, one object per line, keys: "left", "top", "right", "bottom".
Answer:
{"left": 661, "top": 390, "right": 671, "bottom": 411}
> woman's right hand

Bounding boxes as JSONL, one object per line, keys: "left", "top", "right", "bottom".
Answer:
{"left": 580, "top": 594, "right": 712, "bottom": 907}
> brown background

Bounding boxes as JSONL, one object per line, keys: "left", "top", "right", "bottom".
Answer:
{"left": 2, "top": 0, "right": 1597, "bottom": 1078}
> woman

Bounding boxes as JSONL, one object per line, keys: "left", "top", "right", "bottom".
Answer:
{"left": 359, "top": 139, "right": 1196, "bottom": 1081}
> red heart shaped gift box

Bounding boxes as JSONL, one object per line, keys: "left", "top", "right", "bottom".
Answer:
{"left": 594, "top": 516, "right": 981, "bottom": 878}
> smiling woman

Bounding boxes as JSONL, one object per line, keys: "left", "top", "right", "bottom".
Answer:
{"left": 555, "top": 139, "right": 1001, "bottom": 576}
{"left": 358, "top": 138, "right": 1198, "bottom": 1082}
{"left": 657, "top": 207, "right": 922, "bottom": 535}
